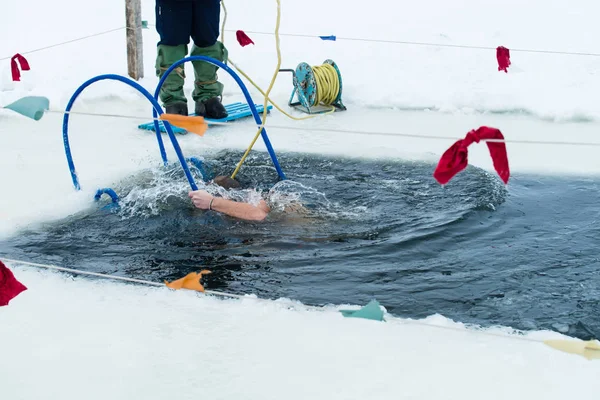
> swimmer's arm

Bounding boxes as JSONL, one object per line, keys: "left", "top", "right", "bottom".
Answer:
{"left": 188, "top": 190, "right": 269, "bottom": 221}
{"left": 211, "top": 197, "right": 270, "bottom": 221}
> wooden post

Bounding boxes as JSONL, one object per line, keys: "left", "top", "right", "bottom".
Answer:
{"left": 125, "top": 0, "right": 144, "bottom": 80}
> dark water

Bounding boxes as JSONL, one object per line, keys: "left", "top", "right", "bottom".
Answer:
{"left": 1, "top": 150, "right": 599, "bottom": 340}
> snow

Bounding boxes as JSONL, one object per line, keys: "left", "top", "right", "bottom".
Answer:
{"left": 1, "top": 0, "right": 600, "bottom": 398}
{"left": 3, "top": 267, "right": 598, "bottom": 400}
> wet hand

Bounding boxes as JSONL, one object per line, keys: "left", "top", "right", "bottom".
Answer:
{"left": 188, "top": 190, "right": 214, "bottom": 210}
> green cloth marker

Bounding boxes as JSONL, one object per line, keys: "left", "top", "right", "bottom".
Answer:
{"left": 3, "top": 96, "right": 50, "bottom": 121}
{"left": 340, "top": 299, "right": 385, "bottom": 321}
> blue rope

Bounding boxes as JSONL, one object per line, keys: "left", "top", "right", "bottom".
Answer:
{"left": 155, "top": 56, "right": 287, "bottom": 180}
{"left": 63, "top": 57, "right": 287, "bottom": 196}
{"left": 94, "top": 188, "right": 119, "bottom": 203}
{"left": 62, "top": 74, "right": 199, "bottom": 191}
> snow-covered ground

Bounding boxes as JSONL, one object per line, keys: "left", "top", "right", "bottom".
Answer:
{"left": 1, "top": 0, "right": 600, "bottom": 398}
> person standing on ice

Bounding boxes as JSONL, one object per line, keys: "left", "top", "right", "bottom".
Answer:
{"left": 155, "top": 0, "right": 228, "bottom": 119}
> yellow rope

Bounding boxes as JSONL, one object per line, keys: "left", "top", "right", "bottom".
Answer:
{"left": 228, "top": 0, "right": 281, "bottom": 179}
{"left": 228, "top": 61, "right": 341, "bottom": 178}
{"left": 220, "top": 0, "right": 339, "bottom": 179}
{"left": 228, "top": 59, "right": 336, "bottom": 120}
{"left": 219, "top": 0, "right": 227, "bottom": 44}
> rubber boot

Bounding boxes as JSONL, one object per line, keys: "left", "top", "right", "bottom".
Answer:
{"left": 190, "top": 41, "right": 228, "bottom": 118}
{"left": 156, "top": 44, "right": 188, "bottom": 115}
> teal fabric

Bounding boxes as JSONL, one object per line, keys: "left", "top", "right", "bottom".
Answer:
{"left": 340, "top": 299, "right": 385, "bottom": 321}
{"left": 4, "top": 96, "right": 49, "bottom": 121}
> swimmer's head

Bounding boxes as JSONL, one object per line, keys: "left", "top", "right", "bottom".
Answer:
{"left": 214, "top": 175, "right": 241, "bottom": 189}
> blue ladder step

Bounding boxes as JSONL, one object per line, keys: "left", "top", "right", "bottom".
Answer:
{"left": 137, "top": 102, "right": 272, "bottom": 134}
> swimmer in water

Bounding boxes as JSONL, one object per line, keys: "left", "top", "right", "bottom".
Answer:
{"left": 189, "top": 175, "right": 308, "bottom": 221}
{"left": 188, "top": 175, "right": 271, "bottom": 221}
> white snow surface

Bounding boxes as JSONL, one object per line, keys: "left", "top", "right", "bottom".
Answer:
{"left": 1, "top": 0, "right": 600, "bottom": 398}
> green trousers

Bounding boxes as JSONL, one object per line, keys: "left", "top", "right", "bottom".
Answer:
{"left": 155, "top": 41, "right": 227, "bottom": 106}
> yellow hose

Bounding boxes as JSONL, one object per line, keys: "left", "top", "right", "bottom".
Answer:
{"left": 220, "top": 0, "right": 339, "bottom": 179}
{"left": 312, "top": 64, "right": 340, "bottom": 107}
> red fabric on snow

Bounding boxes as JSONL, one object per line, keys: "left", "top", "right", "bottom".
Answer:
{"left": 11, "top": 53, "right": 30, "bottom": 82}
{"left": 433, "top": 126, "right": 510, "bottom": 185}
{"left": 0, "top": 260, "right": 27, "bottom": 306}
{"left": 236, "top": 30, "right": 255, "bottom": 47}
{"left": 496, "top": 46, "right": 511, "bottom": 73}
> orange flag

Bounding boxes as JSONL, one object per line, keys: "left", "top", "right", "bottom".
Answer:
{"left": 164, "top": 270, "right": 211, "bottom": 292}
{"left": 160, "top": 114, "right": 208, "bottom": 136}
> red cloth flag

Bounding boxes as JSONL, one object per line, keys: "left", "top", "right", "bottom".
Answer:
{"left": 433, "top": 126, "right": 510, "bottom": 185}
{"left": 236, "top": 30, "right": 255, "bottom": 47}
{"left": 0, "top": 260, "right": 27, "bottom": 306}
{"left": 496, "top": 46, "right": 511, "bottom": 73}
{"left": 10, "top": 53, "right": 30, "bottom": 82}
